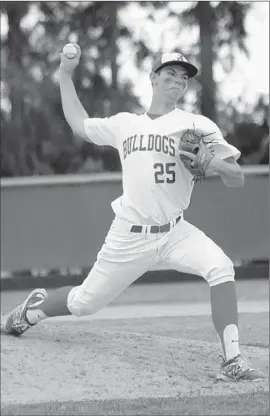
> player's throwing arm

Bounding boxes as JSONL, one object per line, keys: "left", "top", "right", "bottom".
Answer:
{"left": 59, "top": 43, "right": 89, "bottom": 140}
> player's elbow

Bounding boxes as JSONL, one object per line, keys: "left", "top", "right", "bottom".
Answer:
{"left": 72, "top": 126, "right": 87, "bottom": 142}
{"left": 69, "top": 118, "right": 88, "bottom": 141}
{"left": 223, "top": 170, "right": 245, "bottom": 188}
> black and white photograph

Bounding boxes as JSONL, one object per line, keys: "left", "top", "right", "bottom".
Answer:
{"left": 1, "top": 1, "right": 269, "bottom": 415}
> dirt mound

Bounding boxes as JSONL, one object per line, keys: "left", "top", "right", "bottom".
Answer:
{"left": 1, "top": 323, "right": 268, "bottom": 405}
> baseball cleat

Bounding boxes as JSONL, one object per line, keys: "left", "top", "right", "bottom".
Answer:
{"left": 216, "top": 354, "right": 266, "bottom": 382}
{"left": 1, "top": 288, "right": 48, "bottom": 336}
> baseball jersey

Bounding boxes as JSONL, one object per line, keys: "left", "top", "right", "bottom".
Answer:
{"left": 84, "top": 109, "right": 240, "bottom": 225}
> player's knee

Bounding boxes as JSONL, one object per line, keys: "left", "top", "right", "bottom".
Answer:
{"left": 69, "top": 303, "right": 99, "bottom": 317}
{"left": 67, "top": 287, "right": 103, "bottom": 317}
{"left": 206, "top": 254, "right": 235, "bottom": 287}
{"left": 68, "top": 299, "right": 101, "bottom": 317}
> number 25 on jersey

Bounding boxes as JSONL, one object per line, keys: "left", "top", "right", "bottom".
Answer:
{"left": 154, "top": 162, "right": 176, "bottom": 184}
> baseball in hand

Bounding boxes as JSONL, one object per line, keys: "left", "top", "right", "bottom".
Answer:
{"left": 63, "top": 43, "right": 77, "bottom": 59}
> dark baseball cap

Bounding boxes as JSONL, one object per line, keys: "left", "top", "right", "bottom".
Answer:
{"left": 152, "top": 52, "right": 198, "bottom": 78}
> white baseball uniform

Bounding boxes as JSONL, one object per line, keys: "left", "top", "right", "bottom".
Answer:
{"left": 67, "top": 109, "right": 240, "bottom": 316}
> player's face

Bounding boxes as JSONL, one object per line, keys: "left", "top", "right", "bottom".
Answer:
{"left": 152, "top": 65, "right": 189, "bottom": 101}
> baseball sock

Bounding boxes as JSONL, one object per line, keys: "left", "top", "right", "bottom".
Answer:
{"left": 26, "top": 286, "right": 73, "bottom": 324}
{"left": 210, "top": 281, "right": 240, "bottom": 361}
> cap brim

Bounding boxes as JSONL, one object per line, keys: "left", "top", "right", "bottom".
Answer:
{"left": 154, "top": 61, "right": 198, "bottom": 78}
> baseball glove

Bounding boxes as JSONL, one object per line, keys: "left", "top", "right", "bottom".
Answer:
{"left": 179, "top": 126, "right": 216, "bottom": 183}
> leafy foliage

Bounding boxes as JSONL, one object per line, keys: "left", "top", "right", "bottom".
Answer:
{"left": 0, "top": 1, "right": 268, "bottom": 177}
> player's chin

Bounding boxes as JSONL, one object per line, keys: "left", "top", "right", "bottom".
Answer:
{"left": 169, "top": 88, "right": 184, "bottom": 100}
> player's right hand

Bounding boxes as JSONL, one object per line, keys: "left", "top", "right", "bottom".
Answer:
{"left": 59, "top": 44, "right": 81, "bottom": 76}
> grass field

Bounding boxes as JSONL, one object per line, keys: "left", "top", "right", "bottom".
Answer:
{"left": 2, "top": 392, "right": 269, "bottom": 415}
{"left": 1, "top": 280, "right": 269, "bottom": 415}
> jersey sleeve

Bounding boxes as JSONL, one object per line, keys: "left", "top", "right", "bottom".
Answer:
{"left": 84, "top": 113, "right": 124, "bottom": 148}
{"left": 198, "top": 116, "right": 241, "bottom": 161}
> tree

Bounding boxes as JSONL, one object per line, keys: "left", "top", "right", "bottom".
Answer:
{"left": 1, "top": 2, "right": 32, "bottom": 175}
{"left": 0, "top": 1, "right": 267, "bottom": 177}
{"left": 176, "top": 1, "right": 251, "bottom": 123}
{"left": 195, "top": 2, "right": 216, "bottom": 121}
{"left": 0, "top": 1, "right": 142, "bottom": 176}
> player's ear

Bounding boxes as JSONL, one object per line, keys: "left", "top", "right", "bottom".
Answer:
{"left": 150, "top": 71, "right": 158, "bottom": 87}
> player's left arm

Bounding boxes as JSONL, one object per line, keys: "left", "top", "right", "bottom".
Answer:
{"left": 196, "top": 116, "right": 244, "bottom": 188}
{"left": 206, "top": 156, "right": 245, "bottom": 188}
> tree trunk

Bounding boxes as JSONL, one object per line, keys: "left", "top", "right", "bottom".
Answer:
{"left": 103, "top": 2, "right": 121, "bottom": 171}
{"left": 109, "top": 2, "right": 119, "bottom": 114}
{"left": 6, "top": 3, "right": 29, "bottom": 175}
{"left": 195, "top": 2, "right": 216, "bottom": 123}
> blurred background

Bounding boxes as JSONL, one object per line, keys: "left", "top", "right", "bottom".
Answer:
{"left": 0, "top": 1, "right": 269, "bottom": 286}
{"left": 0, "top": 1, "right": 269, "bottom": 177}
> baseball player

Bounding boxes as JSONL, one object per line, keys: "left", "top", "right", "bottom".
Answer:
{"left": 1, "top": 46, "right": 265, "bottom": 382}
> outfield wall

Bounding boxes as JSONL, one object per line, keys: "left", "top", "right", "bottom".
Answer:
{"left": 1, "top": 166, "right": 268, "bottom": 273}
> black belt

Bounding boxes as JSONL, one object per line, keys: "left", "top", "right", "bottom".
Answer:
{"left": 130, "top": 215, "right": 181, "bottom": 234}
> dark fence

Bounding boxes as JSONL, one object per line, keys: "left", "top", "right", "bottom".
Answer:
{"left": 1, "top": 166, "right": 268, "bottom": 288}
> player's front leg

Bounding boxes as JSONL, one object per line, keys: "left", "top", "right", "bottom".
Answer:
{"left": 210, "top": 280, "right": 266, "bottom": 382}
{"left": 163, "top": 220, "right": 266, "bottom": 382}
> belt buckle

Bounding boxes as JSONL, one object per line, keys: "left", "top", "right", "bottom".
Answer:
{"left": 151, "top": 225, "right": 159, "bottom": 234}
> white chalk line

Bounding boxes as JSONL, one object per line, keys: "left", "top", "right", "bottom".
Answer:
{"left": 47, "top": 300, "right": 269, "bottom": 323}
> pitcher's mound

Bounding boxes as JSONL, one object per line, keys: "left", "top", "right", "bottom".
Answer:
{"left": 1, "top": 324, "right": 268, "bottom": 405}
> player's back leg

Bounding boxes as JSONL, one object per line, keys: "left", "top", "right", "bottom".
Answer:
{"left": 1, "top": 289, "right": 48, "bottom": 336}
{"left": 1, "top": 217, "right": 158, "bottom": 336}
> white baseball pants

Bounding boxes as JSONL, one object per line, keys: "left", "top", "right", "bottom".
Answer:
{"left": 67, "top": 216, "right": 234, "bottom": 316}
